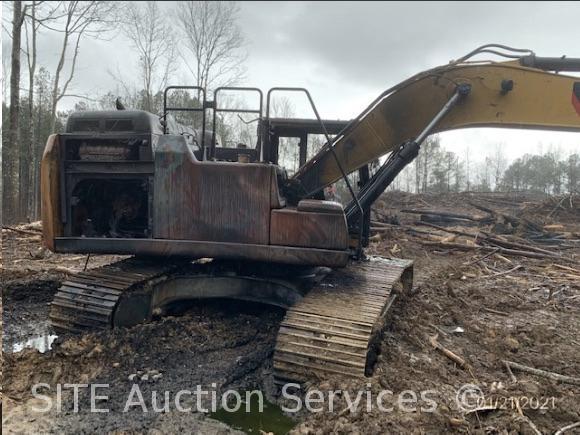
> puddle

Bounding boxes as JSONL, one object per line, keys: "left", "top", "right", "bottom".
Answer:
{"left": 12, "top": 334, "right": 58, "bottom": 353}
{"left": 210, "top": 392, "right": 296, "bottom": 434}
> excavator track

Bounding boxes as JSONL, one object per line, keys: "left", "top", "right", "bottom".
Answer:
{"left": 273, "top": 257, "right": 413, "bottom": 384}
{"left": 49, "top": 258, "right": 180, "bottom": 334}
{"left": 50, "top": 255, "right": 413, "bottom": 385}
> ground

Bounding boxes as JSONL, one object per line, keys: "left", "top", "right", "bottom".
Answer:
{"left": 2, "top": 192, "right": 579, "bottom": 434}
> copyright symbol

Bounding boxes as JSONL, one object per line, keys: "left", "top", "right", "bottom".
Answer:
{"left": 456, "top": 384, "right": 484, "bottom": 412}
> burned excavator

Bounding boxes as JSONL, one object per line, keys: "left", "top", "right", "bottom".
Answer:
{"left": 41, "top": 45, "right": 580, "bottom": 384}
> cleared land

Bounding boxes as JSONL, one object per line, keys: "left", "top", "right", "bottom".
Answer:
{"left": 2, "top": 192, "right": 579, "bottom": 434}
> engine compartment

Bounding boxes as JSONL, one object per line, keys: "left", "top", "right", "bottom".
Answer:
{"left": 70, "top": 178, "right": 150, "bottom": 238}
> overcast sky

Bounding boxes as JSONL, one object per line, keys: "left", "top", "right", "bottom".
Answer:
{"left": 2, "top": 1, "right": 579, "bottom": 164}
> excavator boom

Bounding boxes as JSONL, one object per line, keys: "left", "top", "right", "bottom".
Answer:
{"left": 293, "top": 54, "right": 580, "bottom": 197}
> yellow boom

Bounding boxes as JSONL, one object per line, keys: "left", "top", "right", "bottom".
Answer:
{"left": 293, "top": 48, "right": 580, "bottom": 196}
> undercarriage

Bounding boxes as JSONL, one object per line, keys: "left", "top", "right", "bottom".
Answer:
{"left": 49, "top": 256, "right": 413, "bottom": 382}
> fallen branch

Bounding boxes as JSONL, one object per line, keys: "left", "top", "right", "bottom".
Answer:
{"left": 494, "top": 253, "right": 513, "bottom": 264}
{"left": 468, "top": 201, "right": 510, "bottom": 218}
{"left": 370, "top": 226, "right": 403, "bottom": 232}
{"left": 503, "top": 360, "right": 580, "bottom": 386}
{"left": 429, "top": 335, "right": 466, "bottom": 368}
{"left": 370, "top": 220, "right": 399, "bottom": 228}
{"left": 482, "top": 307, "right": 510, "bottom": 316}
{"left": 543, "top": 224, "right": 565, "bottom": 231}
{"left": 401, "top": 209, "right": 485, "bottom": 222}
{"left": 407, "top": 228, "right": 440, "bottom": 237}
{"left": 489, "top": 246, "right": 563, "bottom": 260}
{"left": 3, "top": 226, "right": 42, "bottom": 236}
{"left": 547, "top": 195, "right": 569, "bottom": 219}
{"left": 515, "top": 413, "right": 542, "bottom": 435}
{"left": 463, "top": 248, "right": 500, "bottom": 266}
{"left": 504, "top": 360, "right": 518, "bottom": 383}
{"left": 415, "top": 220, "right": 479, "bottom": 238}
{"left": 54, "top": 266, "right": 77, "bottom": 274}
{"left": 555, "top": 422, "right": 580, "bottom": 435}
{"left": 469, "top": 201, "right": 542, "bottom": 232}
{"left": 420, "top": 241, "right": 565, "bottom": 261}
{"left": 483, "top": 264, "right": 523, "bottom": 278}
{"left": 552, "top": 264, "right": 580, "bottom": 274}
{"left": 480, "top": 231, "right": 561, "bottom": 257}
{"left": 416, "top": 221, "right": 561, "bottom": 258}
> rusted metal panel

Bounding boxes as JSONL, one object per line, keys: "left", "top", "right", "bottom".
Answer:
{"left": 270, "top": 208, "right": 348, "bottom": 250}
{"left": 270, "top": 170, "right": 285, "bottom": 209}
{"left": 153, "top": 136, "right": 273, "bottom": 244}
{"left": 54, "top": 237, "right": 350, "bottom": 267}
{"left": 40, "top": 134, "right": 63, "bottom": 250}
{"left": 297, "top": 199, "right": 343, "bottom": 214}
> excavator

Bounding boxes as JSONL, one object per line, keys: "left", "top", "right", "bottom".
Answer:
{"left": 41, "top": 45, "right": 580, "bottom": 384}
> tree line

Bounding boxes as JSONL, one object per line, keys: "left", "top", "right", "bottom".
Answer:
{"left": 389, "top": 136, "right": 580, "bottom": 195}
{"left": 332, "top": 136, "right": 578, "bottom": 206}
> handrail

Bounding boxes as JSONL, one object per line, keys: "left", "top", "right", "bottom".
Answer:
{"left": 163, "top": 86, "right": 207, "bottom": 151}
{"left": 266, "top": 87, "right": 365, "bottom": 257}
{"left": 211, "top": 87, "right": 263, "bottom": 159}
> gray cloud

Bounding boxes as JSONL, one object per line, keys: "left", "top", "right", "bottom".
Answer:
{"left": 3, "top": 1, "right": 579, "bottom": 162}
{"left": 240, "top": 1, "right": 580, "bottom": 87}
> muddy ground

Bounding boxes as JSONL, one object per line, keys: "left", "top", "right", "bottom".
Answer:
{"left": 2, "top": 192, "right": 579, "bottom": 434}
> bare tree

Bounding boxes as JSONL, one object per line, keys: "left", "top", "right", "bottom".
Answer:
{"left": 419, "top": 136, "right": 440, "bottom": 193}
{"left": 22, "top": 0, "right": 39, "bottom": 219}
{"left": 269, "top": 96, "right": 294, "bottom": 119}
{"left": 490, "top": 143, "right": 507, "bottom": 191}
{"left": 403, "top": 163, "right": 411, "bottom": 192}
{"left": 453, "top": 156, "right": 464, "bottom": 192}
{"left": 414, "top": 156, "right": 420, "bottom": 193}
{"left": 45, "top": 1, "right": 117, "bottom": 131}
{"left": 464, "top": 145, "right": 471, "bottom": 191}
{"left": 3, "top": 0, "right": 27, "bottom": 223}
{"left": 176, "top": 1, "right": 247, "bottom": 92}
{"left": 22, "top": 1, "right": 62, "bottom": 220}
{"left": 566, "top": 153, "right": 579, "bottom": 193}
{"left": 444, "top": 151, "right": 455, "bottom": 192}
{"left": 2, "top": 52, "right": 10, "bottom": 104}
{"left": 120, "top": 1, "right": 176, "bottom": 112}
{"left": 477, "top": 157, "right": 492, "bottom": 191}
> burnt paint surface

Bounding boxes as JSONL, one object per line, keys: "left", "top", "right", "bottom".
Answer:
{"left": 270, "top": 208, "right": 348, "bottom": 250}
{"left": 153, "top": 136, "right": 274, "bottom": 244}
{"left": 573, "top": 82, "right": 580, "bottom": 115}
{"left": 54, "top": 237, "right": 350, "bottom": 267}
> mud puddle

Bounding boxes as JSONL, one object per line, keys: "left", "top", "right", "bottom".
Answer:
{"left": 210, "top": 392, "right": 296, "bottom": 434}
{"left": 2, "top": 273, "right": 61, "bottom": 353}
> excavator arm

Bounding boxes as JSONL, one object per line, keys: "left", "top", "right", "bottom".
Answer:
{"left": 292, "top": 47, "right": 580, "bottom": 199}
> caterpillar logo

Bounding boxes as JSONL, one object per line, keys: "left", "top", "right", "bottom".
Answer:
{"left": 573, "top": 82, "right": 580, "bottom": 116}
